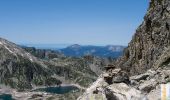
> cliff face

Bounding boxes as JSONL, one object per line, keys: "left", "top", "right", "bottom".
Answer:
{"left": 117, "top": 0, "right": 170, "bottom": 75}
{"left": 78, "top": 0, "right": 170, "bottom": 100}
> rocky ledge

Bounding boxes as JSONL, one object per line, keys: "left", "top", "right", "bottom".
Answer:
{"left": 78, "top": 66, "right": 170, "bottom": 100}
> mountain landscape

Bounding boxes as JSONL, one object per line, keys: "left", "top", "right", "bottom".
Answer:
{"left": 79, "top": 0, "right": 170, "bottom": 100}
{"left": 22, "top": 46, "right": 114, "bottom": 86}
{"left": 0, "top": 0, "right": 169, "bottom": 100}
{"left": 0, "top": 38, "right": 61, "bottom": 90}
{"left": 0, "top": 38, "right": 116, "bottom": 99}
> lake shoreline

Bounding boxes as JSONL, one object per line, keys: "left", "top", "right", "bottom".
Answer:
{"left": 0, "top": 83, "right": 85, "bottom": 100}
{"left": 32, "top": 83, "right": 86, "bottom": 91}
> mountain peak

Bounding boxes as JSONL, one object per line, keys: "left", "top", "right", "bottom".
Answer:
{"left": 67, "top": 44, "right": 81, "bottom": 49}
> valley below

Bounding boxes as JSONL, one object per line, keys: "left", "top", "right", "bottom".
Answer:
{"left": 0, "top": 38, "right": 120, "bottom": 100}
{"left": 0, "top": 84, "right": 83, "bottom": 100}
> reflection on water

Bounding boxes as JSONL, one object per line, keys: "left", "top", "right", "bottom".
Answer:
{"left": 0, "top": 94, "right": 14, "bottom": 100}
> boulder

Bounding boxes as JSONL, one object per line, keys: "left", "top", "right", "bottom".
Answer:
{"left": 107, "top": 83, "right": 145, "bottom": 100}
{"left": 112, "top": 70, "right": 130, "bottom": 84}
{"left": 138, "top": 79, "right": 157, "bottom": 93}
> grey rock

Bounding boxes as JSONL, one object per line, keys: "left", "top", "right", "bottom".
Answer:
{"left": 138, "top": 79, "right": 157, "bottom": 93}
{"left": 113, "top": 0, "right": 170, "bottom": 75}
{"left": 112, "top": 70, "right": 130, "bottom": 84}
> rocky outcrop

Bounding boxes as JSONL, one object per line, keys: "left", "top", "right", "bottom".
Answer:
{"left": 78, "top": 68, "right": 145, "bottom": 100}
{"left": 115, "top": 0, "right": 170, "bottom": 75}
{"left": 79, "top": 66, "right": 170, "bottom": 100}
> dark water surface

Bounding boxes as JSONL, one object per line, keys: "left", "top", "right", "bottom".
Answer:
{"left": 0, "top": 94, "right": 14, "bottom": 100}
{"left": 0, "top": 86, "right": 78, "bottom": 100}
{"left": 34, "top": 86, "right": 79, "bottom": 94}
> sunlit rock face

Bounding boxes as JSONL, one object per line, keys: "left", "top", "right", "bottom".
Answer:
{"left": 115, "top": 0, "right": 170, "bottom": 75}
{"left": 79, "top": 67, "right": 170, "bottom": 100}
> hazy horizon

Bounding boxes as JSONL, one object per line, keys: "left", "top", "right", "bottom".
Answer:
{"left": 0, "top": 0, "right": 148, "bottom": 46}
{"left": 20, "top": 43, "right": 126, "bottom": 49}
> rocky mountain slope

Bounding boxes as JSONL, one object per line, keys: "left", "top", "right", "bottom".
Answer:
{"left": 22, "top": 46, "right": 115, "bottom": 87}
{"left": 0, "top": 37, "right": 113, "bottom": 90}
{"left": 60, "top": 44, "right": 125, "bottom": 58}
{"left": 22, "top": 46, "right": 65, "bottom": 59}
{"left": 0, "top": 38, "right": 61, "bottom": 90}
{"left": 79, "top": 0, "right": 170, "bottom": 100}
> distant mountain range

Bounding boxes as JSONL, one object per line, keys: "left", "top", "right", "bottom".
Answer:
{"left": 0, "top": 37, "right": 117, "bottom": 99}
{"left": 0, "top": 37, "right": 113, "bottom": 92}
{"left": 20, "top": 44, "right": 71, "bottom": 50}
{"left": 60, "top": 44, "right": 125, "bottom": 58}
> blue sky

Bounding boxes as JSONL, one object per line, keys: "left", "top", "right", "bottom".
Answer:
{"left": 0, "top": 0, "right": 148, "bottom": 46}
